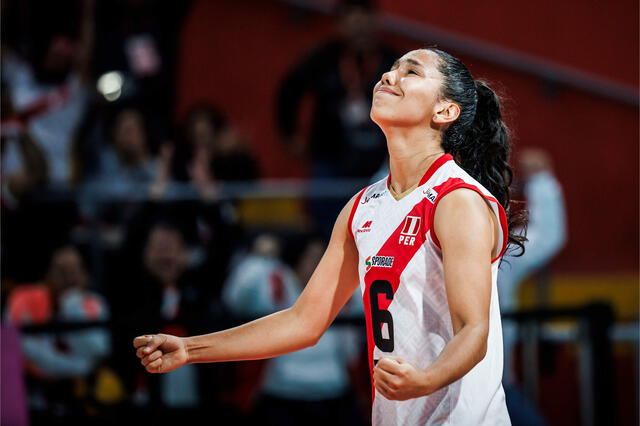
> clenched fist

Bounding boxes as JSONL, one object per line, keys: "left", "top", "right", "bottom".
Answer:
{"left": 133, "top": 334, "right": 188, "bottom": 373}
{"left": 373, "top": 356, "right": 430, "bottom": 401}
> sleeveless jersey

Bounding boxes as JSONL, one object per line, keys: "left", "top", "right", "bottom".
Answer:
{"left": 348, "top": 153, "right": 511, "bottom": 425}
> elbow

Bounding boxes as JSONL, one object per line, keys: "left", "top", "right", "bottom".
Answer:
{"left": 475, "top": 324, "right": 489, "bottom": 364}
{"left": 289, "top": 306, "right": 325, "bottom": 349}
{"left": 477, "top": 339, "right": 488, "bottom": 364}
{"left": 300, "top": 319, "right": 324, "bottom": 349}
{"left": 302, "top": 334, "right": 320, "bottom": 350}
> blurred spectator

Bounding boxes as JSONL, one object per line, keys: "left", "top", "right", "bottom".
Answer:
{"left": 95, "top": 107, "right": 157, "bottom": 192}
{"left": 223, "top": 234, "right": 365, "bottom": 426}
{"left": 1, "top": 84, "right": 48, "bottom": 208}
{"left": 5, "top": 244, "right": 111, "bottom": 423}
{"left": 79, "top": 105, "right": 160, "bottom": 220}
{"left": 183, "top": 106, "right": 258, "bottom": 182}
{"left": 110, "top": 221, "right": 214, "bottom": 422}
{"left": 499, "top": 148, "right": 567, "bottom": 425}
{"left": 1, "top": 0, "right": 95, "bottom": 186}
{"left": 276, "top": 0, "right": 396, "bottom": 179}
{"left": 148, "top": 105, "right": 258, "bottom": 200}
{"left": 148, "top": 105, "right": 259, "bottom": 204}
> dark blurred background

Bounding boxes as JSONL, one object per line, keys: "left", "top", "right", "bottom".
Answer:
{"left": 0, "top": 0, "right": 637, "bottom": 425}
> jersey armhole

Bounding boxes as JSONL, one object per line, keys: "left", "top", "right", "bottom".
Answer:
{"left": 347, "top": 187, "right": 368, "bottom": 240}
{"left": 428, "top": 183, "right": 509, "bottom": 263}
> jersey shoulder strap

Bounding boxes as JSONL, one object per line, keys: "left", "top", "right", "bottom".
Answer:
{"left": 426, "top": 167, "right": 509, "bottom": 263}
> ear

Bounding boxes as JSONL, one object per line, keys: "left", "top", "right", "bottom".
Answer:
{"left": 433, "top": 101, "right": 460, "bottom": 125}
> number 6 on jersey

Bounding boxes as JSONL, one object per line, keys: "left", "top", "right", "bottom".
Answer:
{"left": 369, "top": 279, "right": 394, "bottom": 352}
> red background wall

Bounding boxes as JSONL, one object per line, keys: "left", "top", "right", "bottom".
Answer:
{"left": 176, "top": 0, "right": 639, "bottom": 274}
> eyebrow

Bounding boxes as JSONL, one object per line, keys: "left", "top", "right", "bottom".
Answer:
{"left": 391, "top": 58, "right": 424, "bottom": 69}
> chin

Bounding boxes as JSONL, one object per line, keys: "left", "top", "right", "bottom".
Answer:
{"left": 370, "top": 109, "right": 403, "bottom": 130}
{"left": 370, "top": 106, "right": 389, "bottom": 127}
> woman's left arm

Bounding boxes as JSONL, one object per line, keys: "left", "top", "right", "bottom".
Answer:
{"left": 373, "top": 188, "right": 497, "bottom": 401}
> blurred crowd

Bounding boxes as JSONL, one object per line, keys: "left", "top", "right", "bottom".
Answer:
{"left": 0, "top": 0, "right": 574, "bottom": 425}
{"left": 0, "top": 0, "right": 390, "bottom": 424}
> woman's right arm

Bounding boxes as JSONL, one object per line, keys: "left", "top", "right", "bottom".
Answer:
{"left": 134, "top": 195, "right": 361, "bottom": 373}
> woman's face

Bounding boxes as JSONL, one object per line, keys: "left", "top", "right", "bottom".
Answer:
{"left": 114, "top": 109, "right": 147, "bottom": 159}
{"left": 370, "top": 49, "right": 444, "bottom": 130}
{"left": 190, "top": 114, "right": 217, "bottom": 149}
{"left": 143, "top": 227, "right": 187, "bottom": 285}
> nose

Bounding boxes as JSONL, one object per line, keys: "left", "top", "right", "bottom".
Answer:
{"left": 381, "top": 69, "right": 396, "bottom": 86}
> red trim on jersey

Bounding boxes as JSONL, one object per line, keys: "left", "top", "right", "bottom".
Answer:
{"left": 347, "top": 187, "right": 368, "bottom": 240}
{"left": 386, "top": 153, "right": 453, "bottom": 192}
{"left": 361, "top": 282, "right": 377, "bottom": 402}
{"left": 362, "top": 197, "right": 432, "bottom": 400}
{"left": 419, "top": 153, "right": 453, "bottom": 186}
{"left": 428, "top": 179, "right": 509, "bottom": 263}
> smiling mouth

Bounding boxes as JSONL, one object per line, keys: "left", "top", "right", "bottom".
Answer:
{"left": 376, "top": 87, "right": 400, "bottom": 96}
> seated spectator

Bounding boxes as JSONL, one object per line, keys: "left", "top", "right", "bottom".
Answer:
{"left": 151, "top": 105, "right": 259, "bottom": 201}
{"left": 179, "top": 105, "right": 258, "bottom": 182}
{"left": 110, "top": 221, "right": 213, "bottom": 422}
{"left": 223, "top": 233, "right": 365, "bottom": 426}
{"left": 94, "top": 107, "right": 157, "bottom": 194}
{"left": 79, "top": 106, "right": 160, "bottom": 221}
{"left": 5, "top": 244, "right": 110, "bottom": 422}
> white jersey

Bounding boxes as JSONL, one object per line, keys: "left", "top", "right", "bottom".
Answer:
{"left": 348, "top": 153, "right": 511, "bottom": 425}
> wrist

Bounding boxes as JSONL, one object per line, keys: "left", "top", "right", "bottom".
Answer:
{"left": 183, "top": 336, "right": 194, "bottom": 365}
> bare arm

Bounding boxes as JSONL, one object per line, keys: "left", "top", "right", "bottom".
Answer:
{"left": 374, "top": 188, "right": 498, "bottom": 400}
{"left": 421, "top": 188, "right": 497, "bottom": 390}
{"left": 75, "top": 0, "right": 95, "bottom": 84}
{"left": 134, "top": 194, "right": 361, "bottom": 373}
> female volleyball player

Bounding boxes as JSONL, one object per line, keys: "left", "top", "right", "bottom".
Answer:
{"left": 134, "top": 48, "right": 524, "bottom": 425}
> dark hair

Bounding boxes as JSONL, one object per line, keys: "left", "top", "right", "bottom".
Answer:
{"left": 147, "top": 220, "right": 186, "bottom": 242}
{"left": 106, "top": 104, "right": 149, "bottom": 144}
{"left": 183, "top": 103, "right": 228, "bottom": 143}
{"left": 46, "top": 242, "right": 89, "bottom": 274}
{"left": 428, "top": 47, "right": 526, "bottom": 256}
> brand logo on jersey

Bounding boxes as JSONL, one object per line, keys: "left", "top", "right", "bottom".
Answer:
{"left": 423, "top": 187, "right": 438, "bottom": 203}
{"left": 399, "top": 216, "right": 421, "bottom": 246}
{"left": 365, "top": 255, "right": 394, "bottom": 271}
{"left": 357, "top": 220, "right": 373, "bottom": 233}
{"left": 361, "top": 192, "right": 384, "bottom": 204}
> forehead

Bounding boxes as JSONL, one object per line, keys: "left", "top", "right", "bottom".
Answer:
{"left": 149, "top": 227, "right": 183, "bottom": 244}
{"left": 52, "top": 248, "right": 81, "bottom": 265}
{"left": 394, "top": 50, "right": 441, "bottom": 74}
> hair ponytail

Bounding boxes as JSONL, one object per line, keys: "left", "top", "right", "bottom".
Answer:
{"left": 428, "top": 48, "right": 526, "bottom": 255}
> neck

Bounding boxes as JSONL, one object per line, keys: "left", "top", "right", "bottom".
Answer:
{"left": 385, "top": 126, "right": 444, "bottom": 194}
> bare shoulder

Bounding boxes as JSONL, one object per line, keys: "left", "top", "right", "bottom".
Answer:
{"left": 440, "top": 186, "right": 490, "bottom": 207}
{"left": 433, "top": 187, "right": 496, "bottom": 248}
